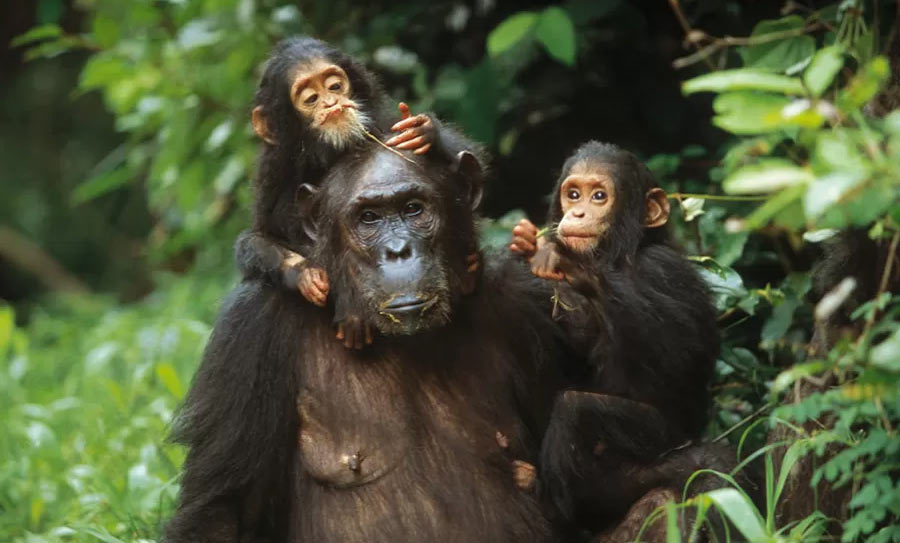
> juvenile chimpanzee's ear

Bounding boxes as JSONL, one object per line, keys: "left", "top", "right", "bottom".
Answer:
{"left": 251, "top": 106, "right": 277, "bottom": 145}
{"left": 644, "top": 188, "right": 670, "bottom": 228}
{"left": 295, "top": 183, "right": 320, "bottom": 241}
{"left": 455, "top": 151, "right": 484, "bottom": 211}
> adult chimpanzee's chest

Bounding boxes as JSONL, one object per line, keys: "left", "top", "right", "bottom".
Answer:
{"left": 289, "top": 315, "right": 551, "bottom": 543}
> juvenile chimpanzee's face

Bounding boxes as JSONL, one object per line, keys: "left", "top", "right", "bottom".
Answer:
{"left": 556, "top": 161, "right": 617, "bottom": 254}
{"left": 252, "top": 57, "right": 369, "bottom": 150}
{"left": 331, "top": 151, "right": 458, "bottom": 335}
{"left": 289, "top": 60, "right": 368, "bottom": 148}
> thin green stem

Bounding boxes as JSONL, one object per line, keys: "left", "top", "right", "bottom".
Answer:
{"left": 669, "top": 192, "right": 769, "bottom": 202}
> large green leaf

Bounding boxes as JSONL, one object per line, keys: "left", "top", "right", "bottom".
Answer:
{"left": 740, "top": 16, "right": 815, "bottom": 73}
{"left": 711, "top": 92, "right": 791, "bottom": 134}
{"left": 705, "top": 488, "right": 768, "bottom": 542}
{"left": 487, "top": 12, "right": 538, "bottom": 57}
{"left": 535, "top": 7, "right": 576, "bottom": 66}
{"left": 804, "top": 45, "right": 845, "bottom": 97}
{"left": 683, "top": 69, "right": 805, "bottom": 95}
{"left": 724, "top": 160, "right": 814, "bottom": 194}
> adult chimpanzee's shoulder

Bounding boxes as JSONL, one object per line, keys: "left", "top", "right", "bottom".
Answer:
{"left": 480, "top": 248, "right": 556, "bottom": 316}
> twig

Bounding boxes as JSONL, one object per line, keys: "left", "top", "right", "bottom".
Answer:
{"left": 668, "top": 192, "right": 769, "bottom": 202}
{"left": 672, "top": 25, "right": 824, "bottom": 70}
{"left": 713, "top": 403, "right": 772, "bottom": 443}
{"left": 363, "top": 129, "right": 416, "bottom": 164}
{"left": 667, "top": 0, "right": 717, "bottom": 71}
{"left": 862, "top": 229, "right": 900, "bottom": 337}
{"left": 0, "top": 225, "right": 89, "bottom": 294}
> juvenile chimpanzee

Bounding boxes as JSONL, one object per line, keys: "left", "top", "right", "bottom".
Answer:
{"left": 165, "top": 146, "right": 563, "bottom": 543}
{"left": 510, "top": 141, "right": 724, "bottom": 539}
{"left": 235, "top": 36, "right": 483, "bottom": 348}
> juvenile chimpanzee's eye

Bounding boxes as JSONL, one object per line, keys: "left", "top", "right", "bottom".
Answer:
{"left": 304, "top": 93, "right": 318, "bottom": 105}
{"left": 403, "top": 201, "right": 423, "bottom": 217}
{"left": 592, "top": 191, "right": 607, "bottom": 202}
{"left": 360, "top": 210, "right": 380, "bottom": 224}
{"left": 329, "top": 82, "right": 342, "bottom": 91}
{"left": 567, "top": 189, "right": 580, "bottom": 200}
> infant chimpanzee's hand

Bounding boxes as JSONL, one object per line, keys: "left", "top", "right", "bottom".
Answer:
{"left": 530, "top": 243, "right": 566, "bottom": 282}
{"left": 509, "top": 219, "right": 540, "bottom": 259}
{"left": 386, "top": 103, "right": 435, "bottom": 155}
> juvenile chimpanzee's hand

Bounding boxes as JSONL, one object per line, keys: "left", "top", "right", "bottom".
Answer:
{"left": 509, "top": 219, "right": 540, "bottom": 259}
{"left": 298, "top": 266, "right": 330, "bottom": 307}
{"left": 530, "top": 243, "right": 566, "bottom": 281}
{"left": 385, "top": 103, "right": 435, "bottom": 155}
{"left": 336, "top": 316, "right": 373, "bottom": 350}
{"left": 512, "top": 460, "right": 537, "bottom": 492}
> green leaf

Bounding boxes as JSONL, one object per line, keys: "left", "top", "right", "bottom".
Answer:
{"left": 91, "top": 13, "right": 120, "bottom": 49}
{"left": 804, "top": 45, "right": 845, "bottom": 97}
{"left": 803, "top": 171, "right": 865, "bottom": 220}
{"left": 0, "top": 304, "right": 13, "bottom": 354}
{"left": 487, "top": 12, "right": 538, "bottom": 57}
{"left": 869, "top": 328, "right": 900, "bottom": 371}
{"left": 740, "top": 16, "right": 815, "bottom": 73}
{"left": 711, "top": 92, "right": 792, "bottom": 134}
{"left": 535, "top": 7, "right": 576, "bottom": 66}
{"left": 683, "top": 69, "right": 806, "bottom": 95}
{"left": 72, "top": 168, "right": 133, "bottom": 204}
{"left": 744, "top": 183, "right": 807, "bottom": 229}
{"left": 724, "top": 160, "right": 814, "bottom": 194}
{"left": 10, "top": 24, "right": 62, "bottom": 47}
{"left": 156, "top": 363, "right": 184, "bottom": 399}
{"left": 705, "top": 488, "right": 767, "bottom": 542}
{"left": 838, "top": 56, "right": 890, "bottom": 111}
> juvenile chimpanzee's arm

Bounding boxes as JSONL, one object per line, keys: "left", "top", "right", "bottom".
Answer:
{"left": 386, "top": 103, "right": 489, "bottom": 167}
{"left": 235, "top": 230, "right": 329, "bottom": 308}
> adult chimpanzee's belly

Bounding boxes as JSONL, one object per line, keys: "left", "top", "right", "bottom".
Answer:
{"left": 289, "top": 324, "right": 552, "bottom": 543}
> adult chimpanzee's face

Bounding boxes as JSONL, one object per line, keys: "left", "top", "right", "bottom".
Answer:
{"left": 335, "top": 152, "right": 455, "bottom": 335}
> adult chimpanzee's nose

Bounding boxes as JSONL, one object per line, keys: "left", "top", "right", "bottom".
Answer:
{"left": 384, "top": 238, "right": 412, "bottom": 261}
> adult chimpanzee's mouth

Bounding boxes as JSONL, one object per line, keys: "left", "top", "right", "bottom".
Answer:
{"left": 379, "top": 294, "right": 438, "bottom": 315}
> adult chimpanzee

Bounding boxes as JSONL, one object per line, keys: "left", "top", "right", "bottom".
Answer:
{"left": 510, "top": 141, "right": 726, "bottom": 540}
{"left": 235, "top": 36, "right": 482, "bottom": 348}
{"left": 164, "top": 145, "right": 562, "bottom": 543}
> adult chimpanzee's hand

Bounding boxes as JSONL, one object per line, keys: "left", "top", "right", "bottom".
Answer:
{"left": 386, "top": 103, "right": 435, "bottom": 155}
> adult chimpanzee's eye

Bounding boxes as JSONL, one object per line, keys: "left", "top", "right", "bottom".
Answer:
{"left": 592, "top": 191, "right": 607, "bottom": 202}
{"left": 567, "top": 189, "right": 580, "bottom": 200}
{"left": 360, "top": 210, "right": 379, "bottom": 224}
{"left": 403, "top": 201, "right": 423, "bottom": 217}
{"left": 304, "top": 93, "right": 318, "bottom": 105}
{"left": 329, "top": 82, "right": 342, "bottom": 91}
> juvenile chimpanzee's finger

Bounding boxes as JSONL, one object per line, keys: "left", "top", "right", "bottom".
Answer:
{"left": 511, "top": 238, "right": 536, "bottom": 254}
{"left": 311, "top": 289, "right": 327, "bottom": 308}
{"left": 512, "top": 223, "right": 538, "bottom": 240}
{"left": 390, "top": 115, "right": 425, "bottom": 132}
{"left": 385, "top": 129, "right": 420, "bottom": 147}
{"left": 412, "top": 143, "right": 432, "bottom": 155}
{"left": 397, "top": 102, "right": 411, "bottom": 120}
{"left": 466, "top": 253, "right": 480, "bottom": 273}
{"left": 336, "top": 323, "right": 345, "bottom": 340}
{"left": 395, "top": 135, "right": 427, "bottom": 150}
{"left": 517, "top": 219, "right": 538, "bottom": 236}
{"left": 365, "top": 324, "right": 373, "bottom": 345}
{"left": 312, "top": 275, "right": 329, "bottom": 295}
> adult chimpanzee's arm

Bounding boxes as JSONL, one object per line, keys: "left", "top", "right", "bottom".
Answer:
{"left": 165, "top": 281, "right": 300, "bottom": 543}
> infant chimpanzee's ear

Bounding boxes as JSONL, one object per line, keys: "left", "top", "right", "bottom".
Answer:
{"left": 295, "top": 183, "right": 320, "bottom": 241}
{"left": 455, "top": 151, "right": 483, "bottom": 211}
{"left": 644, "top": 188, "right": 670, "bottom": 228}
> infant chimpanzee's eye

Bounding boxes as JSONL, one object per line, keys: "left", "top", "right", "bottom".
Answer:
{"left": 329, "top": 82, "right": 342, "bottom": 91}
{"left": 567, "top": 190, "right": 580, "bottom": 200}
{"left": 404, "top": 201, "right": 423, "bottom": 217}
{"left": 360, "top": 210, "right": 380, "bottom": 224}
{"left": 592, "top": 191, "right": 607, "bottom": 202}
{"left": 304, "top": 93, "right": 318, "bottom": 105}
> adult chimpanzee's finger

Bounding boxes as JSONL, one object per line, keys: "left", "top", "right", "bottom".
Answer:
{"left": 390, "top": 115, "right": 425, "bottom": 132}
{"left": 397, "top": 102, "right": 411, "bottom": 120}
{"left": 412, "top": 143, "right": 432, "bottom": 155}
{"left": 395, "top": 135, "right": 427, "bottom": 150}
{"left": 385, "top": 128, "right": 420, "bottom": 147}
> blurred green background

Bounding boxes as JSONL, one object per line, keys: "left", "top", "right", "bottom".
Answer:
{"left": 1, "top": 1, "right": 898, "bottom": 542}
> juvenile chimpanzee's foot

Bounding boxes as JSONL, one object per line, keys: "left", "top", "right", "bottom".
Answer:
{"left": 386, "top": 103, "right": 435, "bottom": 155}
{"left": 512, "top": 460, "right": 537, "bottom": 492}
{"left": 336, "top": 316, "right": 373, "bottom": 350}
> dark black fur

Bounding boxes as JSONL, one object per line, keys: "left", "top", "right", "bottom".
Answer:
{"left": 538, "top": 142, "right": 722, "bottom": 535}
{"left": 165, "top": 146, "right": 562, "bottom": 543}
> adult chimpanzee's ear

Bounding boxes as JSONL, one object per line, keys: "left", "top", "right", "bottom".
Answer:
{"left": 455, "top": 151, "right": 484, "bottom": 211}
{"left": 295, "top": 183, "right": 320, "bottom": 241}
{"left": 252, "top": 106, "right": 277, "bottom": 145}
{"left": 644, "top": 188, "right": 670, "bottom": 228}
